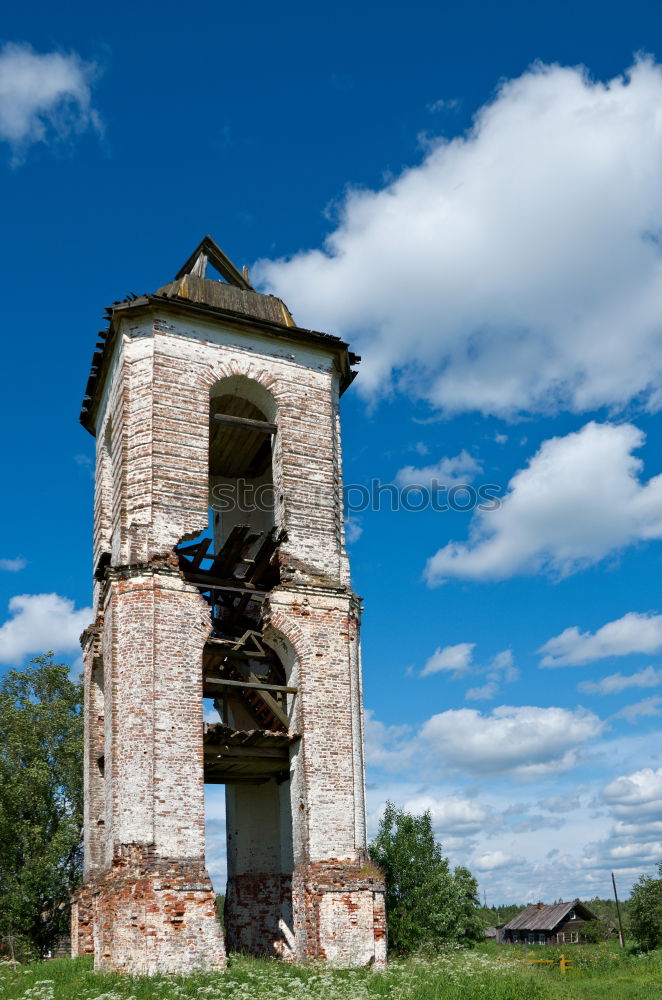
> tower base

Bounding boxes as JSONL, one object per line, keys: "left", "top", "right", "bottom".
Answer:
{"left": 74, "top": 846, "right": 226, "bottom": 975}
{"left": 293, "top": 862, "right": 387, "bottom": 966}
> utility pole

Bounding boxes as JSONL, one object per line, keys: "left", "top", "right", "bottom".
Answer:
{"left": 611, "top": 871, "right": 625, "bottom": 948}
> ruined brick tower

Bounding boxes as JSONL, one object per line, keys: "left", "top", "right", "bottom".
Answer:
{"left": 71, "top": 237, "right": 386, "bottom": 974}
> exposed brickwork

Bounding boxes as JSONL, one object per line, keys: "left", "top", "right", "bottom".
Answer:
{"left": 225, "top": 874, "right": 294, "bottom": 957}
{"left": 292, "top": 862, "right": 387, "bottom": 965}
{"left": 76, "top": 274, "right": 385, "bottom": 972}
{"left": 70, "top": 882, "right": 95, "bottom": 957}
{"left": 91, "top": 847, "right": 224, "bottom": 975}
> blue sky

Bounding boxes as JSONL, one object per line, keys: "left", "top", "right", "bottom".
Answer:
{"left": 2, "top": 0, "right": 662, "bottom": 904}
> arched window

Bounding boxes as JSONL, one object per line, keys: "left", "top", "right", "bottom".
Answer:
{"left": 209, "top": 375, "right": 277, "bottom": 551}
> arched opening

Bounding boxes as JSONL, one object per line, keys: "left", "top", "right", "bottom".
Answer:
{"left": 209, "top": 375, "right": 278, "bottom": 553}
{"left": 176, "top": 376, "right": 296, "bottom": 957}
{"left": 202, "top": 630, "right": 298, "bottom": 958}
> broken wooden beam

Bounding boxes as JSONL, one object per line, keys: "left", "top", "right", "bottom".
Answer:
{"left": 204, "top": 637, "right": 275, "bottom": 660}
{"left": 208, "top": 524, "right": 259, "bottom": 579}
{"left": 187, "top": 577, "right": 267, "bottom": 597}
{"left": 244, "top": 527, "right": 286, "bottom": 586}
{"left": 177, "top": 536, "right": 211, "bottom": 570}
{"left": 204, "top": 677, "right": 297, "bottom": 695}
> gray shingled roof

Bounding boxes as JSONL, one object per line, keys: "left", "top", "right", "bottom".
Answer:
{"left": 503, "top": 901, "right": 595, "bottom": 932}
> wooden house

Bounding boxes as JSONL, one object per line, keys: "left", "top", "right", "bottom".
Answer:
{"left": 501, "top": 901, "right": 597, "bottom": 945}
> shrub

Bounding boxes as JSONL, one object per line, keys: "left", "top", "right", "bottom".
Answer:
{"left": 368, "top": 801, "right": 483, "bottom": 954}
{"left": 630, "top": 861, "right": 662, "bottom": 951}
{"left": 579, "top": 918, "right": 612, "bottom": 943}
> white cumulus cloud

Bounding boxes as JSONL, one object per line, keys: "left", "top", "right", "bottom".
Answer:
{"left": 0, "top": 557, "right": 26, "bottom": 571}
{"left": 583, "top": 766, "right": 662, "bottom": 875}
{"left": 0, "top": 42, "right": 101, "bottom": 164}
{"left": 420, "top": 705, "right": 603, "bottom": 778}
{"left": 473, "top": 850, "right": 525, "bottom": 871}
{"left": 402, "top": 794, "right": 490, "bottom": 836}
{"left": 537, "top": 788, "right": 587, "bottom": 813}
{"left": 601, "top": 766, "right": 662, "bottom": 819}
{"left": 364, "top": 709, "right": 414, "bottom": 771}
{"left": 256, "top": 58, "right": 662, "bottom": 418}
{"left": 465, "top": 681, "right": 500, "bottom": 701}
{"left": 0, "top": 593, "right": 92, "bottom": 663}
{"left": 426, "top": 422, "right": 662, "bottom": 584}
{"left": 465, "top": 651, "right": 518, "bottom": 700}
{"left": 578, "top": 666, "right": 662, "bottom": 694}
{"left": 613, "top": 696, "right": 662, "bottom": 724}
{"left": 421, "top": 641, "right": 475, "bottom": 677}
{"left": 344, "top": 515, "right": 363, "bottom": 543}
{"left": 395, "top": 449, "right": 482, "bottom": 488}
{"left": 540, "top": 609, "right": 662, "bottom": 666}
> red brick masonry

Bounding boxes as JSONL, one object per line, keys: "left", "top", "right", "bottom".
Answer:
{"left": 75, "top": 846, "right": 225, "bottom": 974}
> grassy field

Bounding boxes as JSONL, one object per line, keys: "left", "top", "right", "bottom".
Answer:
{"left": 1, "top": 943, "right": 660, "bottom": 1000}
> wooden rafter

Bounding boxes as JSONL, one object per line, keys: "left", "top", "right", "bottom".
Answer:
{"left": 205, "top": 677, "right": 297, "bottom": 695}
{"left": 175, "top": 235, "right": 253, "bottom": 290}
{"left": 202, "top": 724, "right": 299, "bottom": 784}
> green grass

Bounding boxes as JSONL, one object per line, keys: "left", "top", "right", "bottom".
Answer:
{"left": 0, "top": 943, "right": 660, "bottom": 1000}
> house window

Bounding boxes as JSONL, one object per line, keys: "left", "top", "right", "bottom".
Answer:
{"left": 570, "top": 931, "right": 578, "bottom": 943}
{"left": 537, "top": 933, "right": 546, "bottom": 944}
{"left": 528, "top": 933, "right": 535, "bottom": 944}
{"left": 512, "top": 933, "right": 519, "bottom": 943}
{"left": 568, "top": 909, "right": 576, "bottom": 920}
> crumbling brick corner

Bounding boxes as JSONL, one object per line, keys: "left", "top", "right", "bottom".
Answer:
{"left": 293, "top": 862, "right": 387, "bottom": 966}
{"left": 90, "top": 847, "right": 225, "bottom": 975}
{"left": 70, "top": 883, "right": 95, "bottom": 958}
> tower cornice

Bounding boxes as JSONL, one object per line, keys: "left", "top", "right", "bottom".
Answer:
{"left": 81, "top": 292, "right": 359, "bottom": 435}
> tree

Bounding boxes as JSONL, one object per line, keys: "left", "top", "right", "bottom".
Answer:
{"left": 629, "top": 861, "right": 662, "bottom": 951}
{"left": 0, "top": 655, "right": 83, "bottom": 957}
{"left": 578, "top": 918, "right": 612, "bottom": 943}
{"left": 477, "top": 902, "right": 525, "bottom": 928}
{"left": 368, "top": 801, "right": 483, "bottom": 954}
{"left": 586, "top": 895, "right": 631, "bottom": 931}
